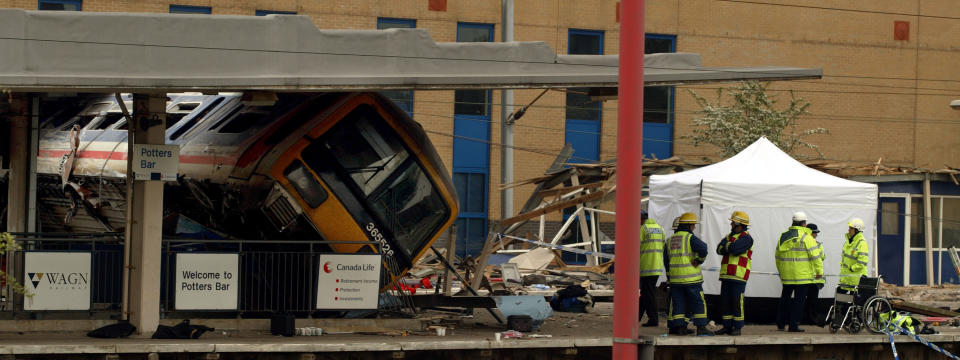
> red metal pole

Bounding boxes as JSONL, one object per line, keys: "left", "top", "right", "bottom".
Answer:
{"left": 612, "top": 0, "right": 643, "bottom": 358}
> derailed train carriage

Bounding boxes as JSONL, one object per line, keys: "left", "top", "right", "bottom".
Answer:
{"left": 30, "top": 92, "right": 458, "bottom": 309}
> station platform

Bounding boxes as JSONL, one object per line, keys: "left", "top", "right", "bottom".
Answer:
{"left": 2, "top": 326, "right": 960, "bottom": 359}
{"left": 2, "top": 304, "right": 960, "bottom": 359}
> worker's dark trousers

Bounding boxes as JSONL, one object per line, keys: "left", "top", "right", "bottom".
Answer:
{"left": 804, "top": 283, "right": 825, "bottom": 325}
{"left": 776, "top": 284, "right": 810, "bottom": 331}
{"left": 668, "top": 282, "right": 708, "bottom": 329}
{"left": 639, "top": 275, "right": 659, "bottom": 325}
{"left": 720, "top": 280, "right": 746, "bottom": 330}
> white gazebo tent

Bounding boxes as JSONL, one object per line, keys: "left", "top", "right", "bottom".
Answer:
{"left": 648, "top": 137, "right": 878, "bottom": 298}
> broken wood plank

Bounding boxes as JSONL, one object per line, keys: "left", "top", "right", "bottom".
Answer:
{"left": 536, "top": 182, "right": 604, "bottom": 198}
{"left": 890, "top": 299, "right": 960, "bottom": 318}
{"left": 500, "top": 191, "right": 605, "bottom": 227}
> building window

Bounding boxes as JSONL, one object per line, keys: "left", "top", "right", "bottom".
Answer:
{"left": 255, "top": 10, "right": 296, "bottom": 16}
{"left": 565, "top": 29, "right": 604, "bottom": 163}
{"left": 38, "top": 0, "right": 81, "bottom": 11}
{"left": 169, "top": 5, "right": 211, "bottom": 14}
{"left": 644, "top": 34, "right": 676, "bottom": 124}
{"left": 377, "top": 18, "right": 417, "bottom": 115}
{"left": 942, "top": 197, "right": 960, "bottom": 249}
{"left": 881, "top": 201, "right": 900, "bottom": 235}
{"left": 452, "top": 22, "right": 494, "bottom": 258}
{"left": 378, "top": 17, "right": 416, "bottom": 29}
{"left": 641, "top": 33, "right": 677, "bottom": 159}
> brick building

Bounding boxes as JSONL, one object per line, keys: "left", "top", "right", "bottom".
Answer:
{"left": 3, "top": 0, "right": 959, "bottom": 259}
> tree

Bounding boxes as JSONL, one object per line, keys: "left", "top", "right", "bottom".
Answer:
{"left": 0, "top": 233, "right": 29, "bottom": 297}
{"left": 685, "top": 81, "right": 828, "bottom": 158}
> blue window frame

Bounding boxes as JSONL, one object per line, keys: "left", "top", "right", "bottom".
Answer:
{"left": 255, "top": 10, "right": 296, "bottom": 16}
{"left": 377, "top": 18, "right": 417, "bottom": 115}
{"left": 643, "top": 33, "right": 677, "bottom": 159}
{"left": 377, "top": 17, "right": 416, "bottom": 29}
{"left": 565, "top": 29, "right": 604, "bottom": 163}
{"left": 38, "top": 0, "right": 81, "bottom": 10}
{"left": 452, "top": 22, "right": 494, "bottom": 258}
{"left": 169, "top": 5, "right": 211, "bottom": 14}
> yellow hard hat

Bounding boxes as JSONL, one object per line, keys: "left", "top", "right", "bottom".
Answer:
{"left": 678, "top": 212, "right": 698, "bottom": 224}
{"left": 730, "top": 211, "right": 750, "bottom": 226}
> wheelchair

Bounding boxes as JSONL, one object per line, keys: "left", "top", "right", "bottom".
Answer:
{"left": 824, "top": 276, "right": 893, "bottom": 334}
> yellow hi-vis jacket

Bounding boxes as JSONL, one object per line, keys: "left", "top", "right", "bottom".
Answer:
{"left": 638, "top": 219, "right": 665, "bottom": 277}
{"left": 814, "top": 241, "right": 826, "bottom": 285}
{"left": 666, "top": 231, "right": 705, "bottom": 284}
{"left": 775, "top": 226, "right": 823, "bottom": 285}
{"left": 839, "top": 231, "right": 869, "bottom": 290}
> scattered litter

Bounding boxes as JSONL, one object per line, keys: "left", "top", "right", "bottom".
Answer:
{"left": 501, "top": 330, "right": 524, "bottom": 338}
{"left": 549, "top": 285, "right": 594, "bottom": 313}
{"left": 295, "top": 327, "right": 322, "bottom": 336}
{"left": 427, "top": 326, "right": 448, "bottom": 336}
{"left": 508, "top": 248, "right": 556, "bottom": 271}
{"left": 527, "top": 334, "right": 553, "bottom": 338}
{"left": 495, "top": 295, "right": 553, "bottom": 331}
{"left": 528, "top": 284, "right": 550, "bottom": 291}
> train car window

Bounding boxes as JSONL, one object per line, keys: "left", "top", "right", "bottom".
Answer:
{"left": 316, "top": 106, "right": 409, "bottom": 195}
{"left": 94, "top": 113, "right": 124, "bottom": 130}
{"left": 165, "top": 114, "right": 188, "bottom": 129}
{"left": 176, "top": 102, "right": 200, "bottom": 111}
{"left": 368, "top": 163, "right": 449, "bottom": 258}
{"left": 169, "top": 97, "right": 225, "bottom": 140}
{"left": 218, "top": 106, "right": 272, "bottom": 133}
{"left": 84, "top": 103, "right": 112, "bottom": 115}
{"left": 303, "top": 104, "right": 450, "bottom": 258}
{"left": 41, "top": 102, "right": 87, "bottom": 130}
{"left": 59, "top": 115, "right": 96, "bottom": 131}
{"left": 284, "top": 160, "right": 328, "bottom": 208}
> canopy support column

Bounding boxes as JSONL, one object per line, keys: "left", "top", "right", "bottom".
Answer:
{"left": 127, "top": 93, "right": 167, "bottom": 335}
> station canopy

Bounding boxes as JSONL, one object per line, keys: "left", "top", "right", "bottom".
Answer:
{"left": 0, "top": 9, "right": 820, "bottom": 93}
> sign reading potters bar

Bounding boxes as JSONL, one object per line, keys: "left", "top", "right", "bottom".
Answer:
{"left": 175, "top": 253, "right": 239, "bottom": 310}
{"left": 132, "top": 144, "right": 179, "bottom": 181}
{"left": 316, "top": 254, "right": 381, "bottom": 310}
{"left": 24, "top": 252, "right": 91, "bottom": 310}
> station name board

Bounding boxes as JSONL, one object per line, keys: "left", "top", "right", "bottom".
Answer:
{"left": 132, "top": 144, "right": 179, "bottom": 181}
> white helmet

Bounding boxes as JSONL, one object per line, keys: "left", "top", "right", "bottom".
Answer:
{"left": 792, "top": 211, "right": 808, "bottom": 222}
{"left": 848, "top": 218, "right": 865, "bottom": 232}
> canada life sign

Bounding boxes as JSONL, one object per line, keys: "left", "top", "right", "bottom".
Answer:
{"left": 316, "top": 254, "right": 381, "bottom": 310}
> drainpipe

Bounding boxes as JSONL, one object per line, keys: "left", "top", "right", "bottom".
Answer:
{"left": 500, "top": 0, "right": 514, "bottom": 223}
{"left": 923, "top": 173, "right": 934, "bottom": 285}
{"left": 117, "top": 93, "right": 133, "bottom": 321}
{"left": 613, "top": 0, "right": 644, "bottom": 358}
{"left": 28, "top": 97, "right": 38, "bottom": 233}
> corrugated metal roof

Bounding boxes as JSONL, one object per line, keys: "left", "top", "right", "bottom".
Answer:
{"left": 0, "top": 9, "right": 821, "bottom": 92}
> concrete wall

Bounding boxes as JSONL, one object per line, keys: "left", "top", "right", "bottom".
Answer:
{"left": 3, "top": 0, "right": 958, "bottom": 229}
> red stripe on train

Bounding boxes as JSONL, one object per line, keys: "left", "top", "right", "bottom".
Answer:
{"left": 38, "top": 149, "right": 234, "bottom": 165}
